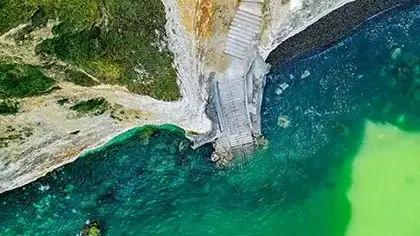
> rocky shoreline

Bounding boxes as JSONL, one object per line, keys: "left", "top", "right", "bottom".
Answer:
{"left": 266, "top": 0, "right": 416, "bottom": 66}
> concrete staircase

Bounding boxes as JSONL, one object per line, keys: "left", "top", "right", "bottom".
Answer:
{"left": 208, "top": 1, "right": 265, "bottom": 165}
{"left": 189, "top": 1, "right": 266, "bottom": 166}
{"left": 217, "top": 77, "right": 253, "bottom": 148}
{"left": 224, "top": 3, "right": 263, "bottom": 60}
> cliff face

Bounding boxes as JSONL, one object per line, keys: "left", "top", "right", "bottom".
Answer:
{"left": 0, "top": 0, "right": 212, "bottom": 194}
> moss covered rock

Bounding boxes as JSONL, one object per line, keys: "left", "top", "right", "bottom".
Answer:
{"left": 80, "top": 220, "right": 101, "bottom": 236}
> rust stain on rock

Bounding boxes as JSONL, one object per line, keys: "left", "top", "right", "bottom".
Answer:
{"left": 195, "top": 0, "right": 214, "bottom": 38}
{"left": 177, "top": 0, "right": 215, "bottom": 38}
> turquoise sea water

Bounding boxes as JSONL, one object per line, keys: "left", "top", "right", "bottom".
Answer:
{"left": 1, "top": 3, "right": 420, "bottom": 235}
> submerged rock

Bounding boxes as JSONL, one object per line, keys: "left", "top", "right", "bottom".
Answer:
{"left": 333, "top": 122, "right": 349, "bottom": 135}
{"left": 300, "top": 70, "right": 311, "bottom": 79}
{"left": 277, "top": 116, "right": 290, "bottom": 128}
{"left": 391, "top": 47, "right": 402, "bottom": 60}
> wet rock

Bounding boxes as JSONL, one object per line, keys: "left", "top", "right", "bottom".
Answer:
{"left": 210, "top": 152, "right": 220, "bottom": 162}
{"left": 178, "top": 140, "right": 189, "bottom": 152}
{"left": 80, "top": 220, "right": 101, "bottom": 236}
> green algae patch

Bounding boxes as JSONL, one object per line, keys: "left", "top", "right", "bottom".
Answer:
{"left": 139, "top": 126, "right": 155, "bottom": 145}
{"left": 346, "top": 121, "right": 420, "bottom": 236}
{"left": 80, "top": 124, "right": 188, "bottom": 157}
{"left": 0, "top": 63, "right": 55, "bottom": 99}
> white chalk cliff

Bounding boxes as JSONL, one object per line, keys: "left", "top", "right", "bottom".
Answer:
{"left": 0, "top": 0, "right": 356, "bottom": 193}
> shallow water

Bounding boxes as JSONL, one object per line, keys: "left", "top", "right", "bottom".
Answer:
{"left": 1, "top": 3, "right": 420, "bottom": 236}
{"left": 346, "top": 121, "right": 420, "bottom": 236}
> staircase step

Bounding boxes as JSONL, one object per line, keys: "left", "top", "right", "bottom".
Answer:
{"left": 225, "top": 41, "right": 246, "bottom": 53}
{"left": 233, "top": 15, "right": 261, "bottom": 28}
{"left": 224, "top": 48, "right": 245, "bottom": 59}
{"left": 227, "top": 34, "right": 252, "bottom": 45}
{"left": 229, "top": 24, "right": 257, "bottom": 36}
{"left": 226, "top": 37, "right": 249, "bottom": 47}
{"left": 228, "top": 27, "right": 256, "bottom": 40}
{"left": 241, "top": 0, "right": 264, "bottom": 3}
{"left": 232, "top": 18, "right": 260, "bottom": 31}
{"left": 224, "top": 48, "right": 245, "bottom": 60}
{"left": 237, "top": 9, "right": 262, "bottom": 22}
{"left": 235, "top": 12, "right": 261, "bottom": 26}
{"left": 226, "top": 38, "right": 249, "bottom": 49}
{"left": 230, "top": 23, "right": 259, "bottom": 36}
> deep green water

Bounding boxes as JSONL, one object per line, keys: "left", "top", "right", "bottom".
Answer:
{"left": 1, "top": 3, "right": 420, "bottom": 236}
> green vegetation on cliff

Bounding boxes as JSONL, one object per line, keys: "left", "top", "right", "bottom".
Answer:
{"left": 64, "top": 69, "right": 100, "bottom": 87}
{"left": 70, "top": 97, "right": 110, "bottom": 116}
{"left": 0, "top": 0, "right": 180, "bottom": 101}
{"left": 0, "top": 63, "right": 55, "bottom": 99}
{"left": 0, "top": 0, "right": 100, "bottom": 34}
{"left": 0, "top": 99, "right": 19, "bottom": 115}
